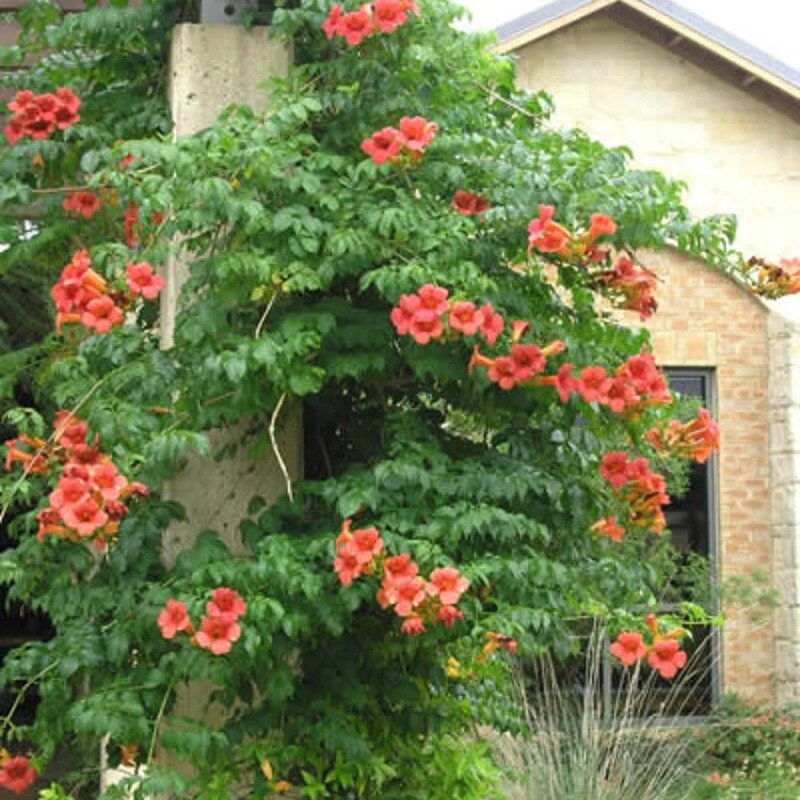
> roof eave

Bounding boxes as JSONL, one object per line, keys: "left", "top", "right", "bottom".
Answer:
{"left": 492, "top": 0, "right": 800, "bottom": 104}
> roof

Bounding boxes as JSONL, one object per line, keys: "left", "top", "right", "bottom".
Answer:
{"left": 493, "top": 0, "right": 800, "bottom": 108}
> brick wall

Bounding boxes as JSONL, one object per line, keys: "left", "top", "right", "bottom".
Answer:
{"left": 511, "top": 13, "right": 800, "bottom": 704}
{"left": 635, "top": 250, "right": 772, "bottom": 703}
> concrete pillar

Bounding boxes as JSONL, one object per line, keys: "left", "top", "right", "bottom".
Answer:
{"left": 768, "top": 296, "right": 800, "bottom": 707}
{"left": 161, "top": 24, "right": 292, "bottom": 348}
{"left": 160, "top": 24, "right": 297, "bottom": 562}
{"left": 101, "top": 25, "right": 296, "bottom": 795}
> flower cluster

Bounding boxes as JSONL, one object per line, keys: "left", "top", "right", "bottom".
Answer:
{"left": 323, "top": 1, "right": 419, "bottom": 45}
{"left": 610, "top": 614, "right": 687, "bottom": 679}
{"left": 333, "top": 520, "right": 469, "bottom": 635}
{"left": 123, "top": 203, "right": 164, "bottom": 249}
{"left": 527, "top": 206, "right": 617, "bottom": 257}
{"left": 0, "top": 753, "right": 37, "bottom": 795}
{"left": 568, "top": 351, "right": 671, "bottom": 413}
{"left": 451, "top": 190, "right": 489, "bottom": 216}
{"left": 63, "top": 190, "right": 102, "bottom": 220}
{"left": 469, "top": 337, "right": 567, "bottom": 392}
{"left": 4, "top": 88, "right": 80, "bottom": 145}
{"left": 526, "top": 206, "right": 660, "bottom": 320}
{"left": 595, "top": 255, "right": 658, "bottom": 320}
{"left": 744, "top": 255, "right": 800, "bottom": 299}
{"left": 50, "top": 249, "right": 164, "bottom": 335}
{"left": 157, "top": 588, "right": 246, "bottom": 656}
{"left": 390, "top": 283, "right": 503, "bottom": 345}
{"left": 4, "top": 412, "right": 147, "bottom": 548}
{"left": 646, "top": 407, "right": 720, "bottom": 464}
{"left": 597, "top": 451, "right": 669, "bottom": 535}
{"left": 361, "top": 116, "right": 437, "bottom": 165}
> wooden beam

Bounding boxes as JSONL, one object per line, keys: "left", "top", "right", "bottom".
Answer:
{"left": 623, "top": 0, "right": 800, "bottom": 101}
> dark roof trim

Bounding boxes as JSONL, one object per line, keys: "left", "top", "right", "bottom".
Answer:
{"left": 494, "top": 0, "right": 800, "bottom": 98}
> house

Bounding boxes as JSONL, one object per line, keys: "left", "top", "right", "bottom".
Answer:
{"left": 494, "top": 0, "right": 800, "bottom": 706}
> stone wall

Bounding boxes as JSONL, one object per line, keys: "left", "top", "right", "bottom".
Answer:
{"left": 768, "top": 305, "right": 800, "bottom": 706}
{"left": 513, "top": 14, "right": 800, "bottom": 261}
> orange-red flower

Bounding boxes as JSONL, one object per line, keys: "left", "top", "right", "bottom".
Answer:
{"left": 527, "top": 204, "right": 571, "bottom": 255}
{"left": 598, "top": 451, "right": 629, "bottom": 490}
{"left": 196, "top": 612, "right": 241, "bottom": 655}
{"left": 373, "top": 0, "right": 412, "bottom": 33}
{"left": 157, "top": 600, "right": 193, "bottom": 639}
{"left": 322, "top": 3, "right": 343, "bottom": 38}
{"left": 591, "top": 515, "right": 625, "bottom": 542}
{"left": 647, "top": 408, "right": 720, "bottom": 464}
{"left": 388, "top": 576, "right": 426, "bottom": 617}
{"left": 448, "top": 301, "right": 484, "bottom": 336}
{"left": 587, "top": 213, "right": 617, "bottom": 241}
{"left": 647, "top": 639, "right": 687, "bottom": 679}
{"left": 361, "top": 126, "right": 403, "bottom": 165}
{"left": 436, "top": 604, "right": 463, "bottom": 627}
{"left": 400, "top": 615, "right": 425, "bottom": 635}
{"left": 578, "top": 366, "right": 611, "bottom": 403}
{"left": 63, "top": 190, "right": 101, "bottom": 220}
{"left": 81, "top": 295, "right": 123, "bottom": 334}
{"left": 397, "top": 116, "right": 437, "bottom": 153}
{"left": 475, "top": 304, "right": 503, "bottom": 345}
{"left": 0, "top": 755, "right": 37, "bottom": 795}
{"left": 509, "top": 343, "right": 545, "bottom": 382}
{"left": 426, "top": 567, "right": 469, "bottom": 605}
{"left": 126, "top": 262, "right": 165, "bottom": 300}
{"left": 59, "top": 496, "right": 109, "bottom": 538}
{"left": 207, "top": 587, "right": 247, "bottom": 618}
{"left": 487, "top": 356, "right": 517, "bottom": 390}
{"left": 452, "top": 190, "right": 489, "bottom": 216}
{"left": 337, "top": 6, "right": 374, "bottom": 45}
{"left": 609, "top": 631, "right": 647, "bottom": 666}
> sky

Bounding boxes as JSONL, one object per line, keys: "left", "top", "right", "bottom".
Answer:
{"left": 456, "top": 0, "right": 800, "bottom": 71}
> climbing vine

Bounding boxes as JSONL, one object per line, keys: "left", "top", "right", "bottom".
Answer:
{"left": 0, "top": 1, "right": 792, "bottom": 798}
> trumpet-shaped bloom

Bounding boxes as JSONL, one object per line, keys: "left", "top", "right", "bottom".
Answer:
{"left": 426, "top": 567, "right": 469, "bottom": 605}
{"left": 158, "top": 599, "right": 192, "bottom": 639}
{"left": 452, "top": 190, "right": 489, "bottom": 216}
{"left": 207, "top": 587, "right": 247, "bottom": 618}
{"left": 610, "top": 631, "right": 648, "bottom": 666}
{"left": 126, "top": 262, "right": 165, "bottom": 300}
{"left": 647, "top": 639, "right": 687, "bottom": 679}
{"left": 361, "top": 127, "right": 402, "bottom": 165}
{"left": 448, "top": 301, "right": 484, "bottom": 336}
{"left": 0, "top": 755, "right": 37, "bottom": 795}
{"left": 196, "top": 612, "right": 241, "bottom": 655}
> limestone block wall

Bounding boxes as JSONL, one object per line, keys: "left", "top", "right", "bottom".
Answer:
{"left": 768, "top": 303, "right": 800, "bottom": 706}
{"left": 513, "top": 14, "right": 800, "bottom": 261}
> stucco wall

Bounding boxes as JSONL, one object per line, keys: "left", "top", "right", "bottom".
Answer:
{"left": 511, "top": 14, "right": 800, "bottom": 704}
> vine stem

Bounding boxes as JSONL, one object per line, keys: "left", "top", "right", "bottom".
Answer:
{"left": 477, "top": 82, "right": 541, "bottom": 121}
{"left": 269, "top": 393, "right": 293, "bottom": 503}
{"left": 31, "top": 185, "right": 105, "bottom": 195}
{"left": 146, "top": 681, "right": 175, "bottom": 765}
{"left": 254, "top": 289, "right": 280, "bottom": 339}
{"left": 0, "top": 660, "right": 60, "bottom": 736}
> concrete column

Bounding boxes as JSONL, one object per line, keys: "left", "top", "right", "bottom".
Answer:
{"left": 160, "top": 24, "right": 297, "bottom": 562}
{"left": 102, "top": 25, "right": 295, "bottom": 796}
{"left": 768, "top": 297, "right": 800, "bottom": 707}
{"left": 161, "top": 24, "right": 292, "bottom": 347}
